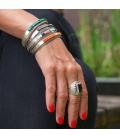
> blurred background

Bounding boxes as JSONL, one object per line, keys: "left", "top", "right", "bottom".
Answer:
{"left": 64, "top": 9, "right": 120, "bottom": 128}
{"left": 64, "top": 9, "right": 120, "bottom": 78}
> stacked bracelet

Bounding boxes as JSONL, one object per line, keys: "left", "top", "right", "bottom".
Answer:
{"left": 29, "top": 24, "right": 54, "bottom": 42}
{"left": 22, "top": 18, "right": 62, "bottom": 54}
{"left": 31, "top": 32, "right": 62, "bottom": 54}
{"left": 28, "top": 24, "right": 55, "bottom": 44}
{"left": 22, "top": 18, "right": 48, "bottom": 47}
{"left": 27, "top": 27, "right": 57, "bottom": 52}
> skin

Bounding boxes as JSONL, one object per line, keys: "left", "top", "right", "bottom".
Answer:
{"left": 0, "top": 9, "right": 88, "bottom": 128}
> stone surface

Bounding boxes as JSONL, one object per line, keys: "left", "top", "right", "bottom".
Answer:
{"left": 95, "top": 95, "right": 120, "bottom": 128}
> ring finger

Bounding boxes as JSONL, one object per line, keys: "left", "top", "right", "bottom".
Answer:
{"left": 67, "top": 64, "right": 81, "bottom": 128}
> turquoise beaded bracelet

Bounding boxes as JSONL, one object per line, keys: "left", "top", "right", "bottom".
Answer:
{"left": 22, "top": 18, "right": 48, "bottom": 47}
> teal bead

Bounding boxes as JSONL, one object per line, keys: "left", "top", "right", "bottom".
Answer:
{"left": 50, "top": 28, "right": 55, "bottom": 32}
{"left": 28, "top": 18, "right": 47, "bottom": 31}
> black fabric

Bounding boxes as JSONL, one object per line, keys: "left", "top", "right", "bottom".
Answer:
{"left": 0, "top": 32, "right": 6, "bottom": 59}
{"left": 0, "top": 9, "right": 97, "bottom": 129}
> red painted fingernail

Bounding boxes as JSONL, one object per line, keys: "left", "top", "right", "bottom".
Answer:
{"left": 58, "top": 117, "right": 64, "bottom": 124}
{"left": 49, "top": 105, "right": 54, "bottom": 112}
{"left": 71, "top": 121, "right": 76, "bottom": 128}
{"left": 82, "top": 112, "right": 87, "bottom": 120}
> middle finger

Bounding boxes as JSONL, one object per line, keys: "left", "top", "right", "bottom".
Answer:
{"left": 56, "top": 64, "right": 68, "bottom": 125}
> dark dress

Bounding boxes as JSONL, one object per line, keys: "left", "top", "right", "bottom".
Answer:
{"left": 0, "top": 9, "right": 98, "bottom": 129}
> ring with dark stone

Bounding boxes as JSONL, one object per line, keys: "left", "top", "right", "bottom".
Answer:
{"left": 68, "top": 81, "right": 82, "bottom": 96}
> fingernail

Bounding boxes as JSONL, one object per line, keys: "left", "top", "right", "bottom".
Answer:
{"left": 58, "top": 117, "right": 64, "bottom": 124}
{"left": 82, "top": 112, "right": 87, "bottom": 120}
{"left": 49, "top": 105, "right": 54, "bottom": 112}
{"left": 71, "top": 121, "right": 76, "bottom": 128}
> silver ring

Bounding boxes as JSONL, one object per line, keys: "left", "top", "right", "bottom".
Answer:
{"left": 68, "top": 81, "right": 82, "bottom": 96}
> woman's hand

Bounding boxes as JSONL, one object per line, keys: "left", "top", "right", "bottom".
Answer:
{"left": 35, "top": 38, "right": 88, "bottom": 128}
{"left": 0, "top": 9, "right": 88, "bottom": 128}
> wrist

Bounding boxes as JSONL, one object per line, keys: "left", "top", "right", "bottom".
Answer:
{"left": 21, "top": 18, "right": 62, "bottom": 55}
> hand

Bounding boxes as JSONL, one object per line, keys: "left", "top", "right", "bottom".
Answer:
{"left": 35, "top": 38, "right": 88, "bottom": 128}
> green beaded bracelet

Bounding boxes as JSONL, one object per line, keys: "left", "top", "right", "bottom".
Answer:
{"left": 28, "top": 18, "right": 47, "bottom": 31}
{"left": 22, "top": 18, "right": 48, "bottom": 47}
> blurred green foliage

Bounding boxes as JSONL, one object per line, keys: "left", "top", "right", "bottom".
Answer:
{"left": 76, "top": 9, "right": 120, "bottom": 77}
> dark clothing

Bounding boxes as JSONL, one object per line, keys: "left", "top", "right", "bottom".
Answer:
{"left": 0, "top": 9, "right": 97, "bottom": 129}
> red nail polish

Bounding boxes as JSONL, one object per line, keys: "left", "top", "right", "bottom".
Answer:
{"left": 82, "top": 112, "right": 87, "bottom": 120}
{"left": 71, "top": 121, "right": 76, "bottom": 128}
{"left": 49, "top": 105, "right": 54, "bottom": 112}
{"left": 58, "top": 117, "right": 64, "bottom": 124}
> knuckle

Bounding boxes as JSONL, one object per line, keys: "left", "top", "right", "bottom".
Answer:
{"left": 47, "top": 64, "right": 56, "bottom": 73}
{"left": 59, "top": 93, "right": 68, "bottom": 100}
{"left": 49, "top": 65, "right": 56, "bottom": 72}
{"left": 77, "top": 65, "right": 82, "bottom": 72}
{"left": 68, "top": 110, "right": 78, "bottom": 117}
{"left": 57, "top": 66, "right": 65, "bottom": 72}
{"left": 67, "top": 64, "right": 76, "bottom": 74}
{"left": 71, "top": 97, "right": 80, "bottom": 105}
{"left": 47, "top": 85, "right": 55, "bottom": 94}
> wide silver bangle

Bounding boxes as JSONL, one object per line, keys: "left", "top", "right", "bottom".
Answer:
{"left": 31, "top": 35, "right": 62, "bottom": 54}
{"left": 32, "top": 36, "right": 62, "bottom": 54}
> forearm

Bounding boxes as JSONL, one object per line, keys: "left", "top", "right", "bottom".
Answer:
{"left": 0, "top": 9, "right": 38, "bottom": 39}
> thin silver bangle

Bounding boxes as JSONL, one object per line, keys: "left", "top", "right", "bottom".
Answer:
{"left": 29, "top": 32, "right": 54, "bottom": 52}
{"left": 31, "top": 36, "right": 62, "bottom": 54}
